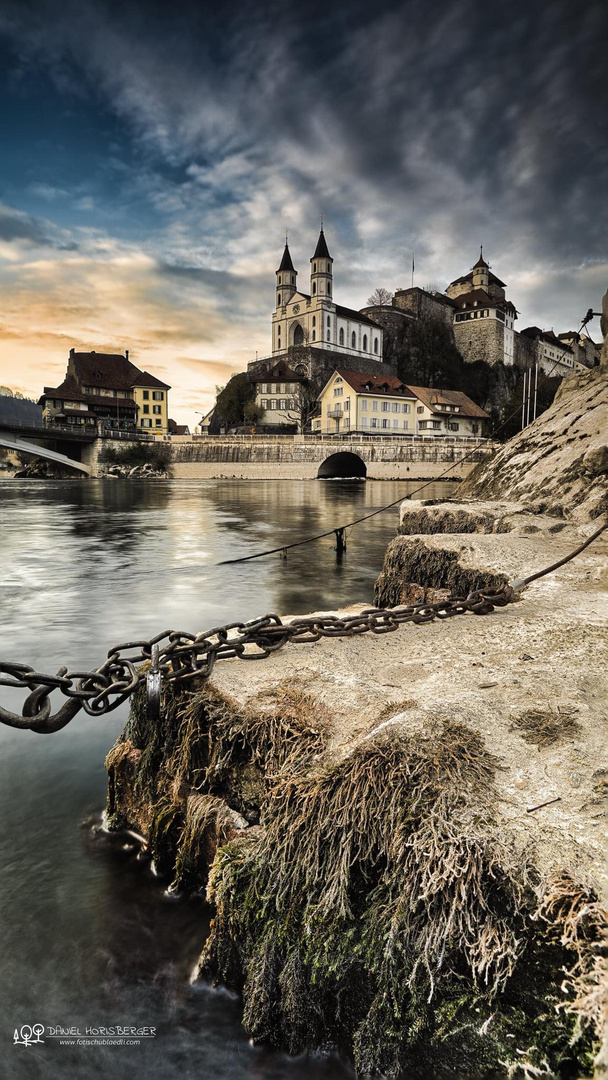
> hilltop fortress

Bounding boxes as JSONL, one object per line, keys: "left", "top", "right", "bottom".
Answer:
{"left": 248, "top": 230, "right": 600, "bottom": 390}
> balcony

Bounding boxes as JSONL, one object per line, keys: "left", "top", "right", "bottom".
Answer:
{"left": 327, "top": 408, "right": 344, "bottom": 418}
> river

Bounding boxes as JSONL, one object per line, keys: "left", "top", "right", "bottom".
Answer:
{"left": 0, "top": 477, "right": 453, "bottom": 1080}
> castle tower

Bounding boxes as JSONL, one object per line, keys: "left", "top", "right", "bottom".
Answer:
{"left": 471, "top": 248, "right": 490, "bottom": 290}
{"left": 276, "top": 241, "right": 297, "bottom": 308}
{"left": 310, "top": 227, "right": 333, "bottom": 300}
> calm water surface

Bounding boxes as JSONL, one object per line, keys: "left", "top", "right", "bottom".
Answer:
{"left": 0, "top": 478, "right": 453, "bottom": 1080}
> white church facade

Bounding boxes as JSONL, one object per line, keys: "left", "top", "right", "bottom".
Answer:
{"left": 271, "top": 228, "right": 384, "bottom": 364}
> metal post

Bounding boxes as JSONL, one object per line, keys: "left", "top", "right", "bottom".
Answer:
{"left": 526, "top": 368, "right": 531, "bottom": 427}
{"left": 533, "top": 362, "right": 538, "bottom": 421}
{"left": 521, "top": 369, "right": 527, "bottom": 430}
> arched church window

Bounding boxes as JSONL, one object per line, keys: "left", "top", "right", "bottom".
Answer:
{"left": 291, "top": 276, "right": 295, "bottom": 284}
{"left": 327, "top": 283, "right": 331, "bottom": 295}
{"left": 339, "top": 328, "right": 344, "bottom": 346}
{"left": 351, "top": 331, "right": 356, "bottom": 349}
{"left": 312, "top": 330, "right": 316, "bottom": 341}
{"left": 374, "top": 338, "right": 378, "bottom": 354}
{"left": 363, "top": 334, "right": 368, "bottom": 351}
{"left": 277, "top": 294, "right": 281, "bottom": 305}
{"left": 278, "top": 276, "right": 281, "bottom": 284}
{"left": 312, "top": 316, "right": 316, "bottom": 326}
{"left": 313, "top": 262, "right": 317, "bottom": 273}
{"left": 293, "top": 324, "right": 304, "bottom": 346}
{"left": 313, "top": 283, "right": 316, "bottom": 295}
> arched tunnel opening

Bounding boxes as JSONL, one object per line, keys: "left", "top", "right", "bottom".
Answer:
{"left": 317, "top": 452, "right": 367, "bottom": 479}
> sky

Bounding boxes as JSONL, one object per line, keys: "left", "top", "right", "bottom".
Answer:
{"left": 0, "top": 0, "right": 606, "bottom": 425}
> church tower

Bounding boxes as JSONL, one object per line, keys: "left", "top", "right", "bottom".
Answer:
{"left": 310, "top": 227, "right": 333, "bottom": 300}
{"left": 276, "top": 241, "right": 297, "bottom": 308}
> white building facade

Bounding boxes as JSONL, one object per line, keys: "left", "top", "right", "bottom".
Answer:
{"left": 272, "top": 229, "right": 383, "bottom": 364}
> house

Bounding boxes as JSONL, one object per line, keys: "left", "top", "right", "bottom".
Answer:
{"left": 315, "top": 371, "right": 416, "bottom": 434}
{"left": 168, "top": 418, "right": 191, "bottom": 435}
{"left": 314, "top": 370, "right": 489, "bottom": 437}
{"left": 39, "top": 349, "right": 170, "bottom": 434}
{"left": 518, "top": 328, "right": 575, "bottom": 377}
{"left": 251, "top": 360, "right": 307, "bottom": 430}
{"left": 406, "top": 385, "right": 490, "bottom": 437}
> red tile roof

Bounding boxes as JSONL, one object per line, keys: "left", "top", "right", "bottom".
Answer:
{"left": 335, "top": 370, "right": 416, "bottom": 396}
{"left": 405, "top": 385, "right": 490, "bottom": 419}
{"left": 40, "top": 376, "right": 88, "bottom": 402}
{"left": 252, "top": 361, "right": 305, "bottom": 383}
{"left": 130, "top": 370, "right": 170, "bottom": 390}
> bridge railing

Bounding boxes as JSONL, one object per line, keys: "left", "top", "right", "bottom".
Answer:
{"left": 0, "top": 419, "right": 156, "bottom": 442}
{"left": 188, "top": 433, "right": 494, "bottom": 446}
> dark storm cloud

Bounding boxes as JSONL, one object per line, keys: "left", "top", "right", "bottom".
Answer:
{"left": 0, "top": 0, "right": 607, "bottom": 330}
{"left": 0, "top": 203, "right": 78, "bottom": 249}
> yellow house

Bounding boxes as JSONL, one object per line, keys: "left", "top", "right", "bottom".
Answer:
{"left": 314, "top": 370, "right": 417, "bottom": 434}
{"left": 131, "top": 372, "right": 170, "bottom": 435}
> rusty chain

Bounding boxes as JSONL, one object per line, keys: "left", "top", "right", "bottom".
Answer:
{"left": 0, "top": 584, "right": 517, "bottom": 734}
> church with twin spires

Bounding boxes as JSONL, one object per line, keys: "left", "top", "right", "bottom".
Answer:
{"left": 270, "top": 227, "right": 384, "bottom": 367}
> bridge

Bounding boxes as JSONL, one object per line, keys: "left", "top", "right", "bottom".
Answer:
{"left": 168, "top": 434, "right": 496, "bottom": 481}
{"left": 0, "top": 422, "right": 93, "bottom": 475}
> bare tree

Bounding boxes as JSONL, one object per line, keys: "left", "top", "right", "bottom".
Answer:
{"left": 366, "top": 287, "right": 393, "bottom": 306}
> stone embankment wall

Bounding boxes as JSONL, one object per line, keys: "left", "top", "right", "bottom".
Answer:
{"left": 169, "top": 437, "right": 495, "bottom": 480}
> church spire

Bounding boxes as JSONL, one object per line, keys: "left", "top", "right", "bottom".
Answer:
{"left": 312, "top": 225, "right": 331, "bottom": 260}
{"left": 310, "top": 223, "right": 333, "bottom": 300}
{"left": 276, "top": 238, "right": 297, "bottom": 309}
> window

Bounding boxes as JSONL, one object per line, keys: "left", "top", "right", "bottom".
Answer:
{"left": 381, "top": 401, "right": 389, "bottom": 412}
{"left": 391, "top": 402, "right": 398, "bottom": 412}
{"left": 372, "top": 400, "right": 378, "bottom": 411}
{"left": 351, "top": 331, "right": 356, "bottom": 349}
{"left": 361, "top": 416, "right": 367, "bottom": 428}
{"left": 327, "top": 316, "right": 331, "bottom": 326}
{"left": 277, "top": 294, "right": 281, "bottom": 305}
{"left": 327, "top": 330, "right": 331, "bottom": 340}
{"left": 280, "top": 383, "right": 286, "bottom": 393}
{"left": 141, "top": 418, "right": 152, "bottom": 428}
{"left": 153, "top": 391, "right": 164, "bottom": 401}
{"left": 327, "top": 283, "right": 331, "bottom": 296}
{"left": 261, "top": 399, "right": 269, "bottom": 409}
{"left": 393, "top": 419, "right": 399, "bottom": 429}
{"left": 155, "top": 419, "right": 162, "bottom": 427}
{"left": 374, "top": 339, "right": 378, "bottom": 354}
{"left": 279, "top": 399, "right": 287, "bottom": 409}
{"left": 313, "top": 262, "right": 317, "bottom": 272}
{"left": 417, "top": 406, "right": 424, "bottom": 414}
{"left": 289, "top": 383, "right": 296, "bottom": 393}
{"left": 260, "top": 383, "right": 268, "bottom": 394}
{"left": 361, "top": 399, "right": 367, "bottom": 410}
{"left": 312, "top": 316, "right": 316, "bottom": 327}
{"left": 333, "top": 387, "right": 343, "bottom": 397}
{"left": 270, "top": 400, "right": 277, "bottom": 410}
{"left": 292, "top": 275, "right": 295, "bottom": 284}
{"left": 363, "top": 334, "right": 368, "bottom": 351}
{"left": 418, "top": 420, "right": 427, "bottom": 430}
{"left": 344, "top": 399, "right": 349, "bottom": 410}
{"left": 403, "top": 403, "right": 410, "bottom": 413}
{"left": 312, "top": 330, "right": 316, "bottom": 340}
{"left": 153, "top": 405, "right": 161, "bottom": 414}
{"left": 143, "top": 404, "right": 149, "bottom": 414}
{"left": 431, "top": 421, "right": 441, "bottom": 429}
{"left": 402, "top": 420, "right": 409, "bottom": 430}
{"left": 143, "top": 391, "right": 149, "bottom": 400}
{"left": 448, "top": 422, "right": 459, "bottom": 431}
{"left": 371, "top": 417, "right": 378, "bottom": 428}
{"left": 382, "top": 418, "right": 389, "bottom": 429}
{"left": 313, "top": 283, "right": 316, "bottom": 295}
{"left": 278, "top": 276, "right": 281, "bottom": 284}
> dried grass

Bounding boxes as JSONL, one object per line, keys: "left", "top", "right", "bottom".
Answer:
{"left": 511, "top": 708, "right": 582, "bottom": 748}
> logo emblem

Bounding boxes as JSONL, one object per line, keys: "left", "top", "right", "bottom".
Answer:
{"left": 292, "top": 304, "right": 300, "bottom": 313}
{"left": 14, "top": 1025, "right": 45, "bottom": 1047}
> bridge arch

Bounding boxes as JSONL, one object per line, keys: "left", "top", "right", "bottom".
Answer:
{"left": 317, "top": 452, "right": 366, "bottom": 479}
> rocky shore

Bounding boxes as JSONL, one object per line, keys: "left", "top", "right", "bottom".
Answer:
{"left": 104, "top": 365, "right": 608, "bottom": 1079}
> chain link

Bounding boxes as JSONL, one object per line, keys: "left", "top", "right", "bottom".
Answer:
{"left": 0, "top": 585, "right": 517, "bottom": 733}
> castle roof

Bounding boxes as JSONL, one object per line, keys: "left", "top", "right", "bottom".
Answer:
{"left": 277, "top": 244, "right": 295, "bottom": 272}
{"left": 312, "top": 228, "right": 331, "bottom": 260}
{"left": 41, "top": 375, "right": 88, "bottom": 402}
{"left": 473, "top": 249, "right": 489, "bottom": 269}
{"left": 454, "top": 289, "right": 517, "bottom": 314}
{"left": 449, "top": 267, "right": 506, "bottom": 289}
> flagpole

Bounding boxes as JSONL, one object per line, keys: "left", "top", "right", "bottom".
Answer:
{"left": 411, "top": 252, "right": 415, "bottom": 289}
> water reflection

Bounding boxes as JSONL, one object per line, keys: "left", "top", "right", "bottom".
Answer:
{"left": 0, "top": 477, "right": 454, "bottom": 1080}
